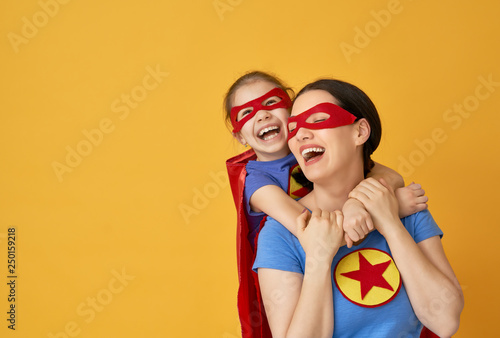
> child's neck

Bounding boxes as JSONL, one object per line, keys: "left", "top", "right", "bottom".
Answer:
{"left": 255, "top": 149, "right": 291, "bottom": 162}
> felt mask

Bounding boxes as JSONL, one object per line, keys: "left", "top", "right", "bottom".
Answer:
{"left": 287, "top": 103, "right": 357, "bottom": 141}
{"left": 231, "top": 87, "right": 292, "bottom": 133}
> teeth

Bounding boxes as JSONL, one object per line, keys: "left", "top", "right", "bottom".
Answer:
{"left": 258, "top": 126, "right": 279, "bottom": 137}
{"left": 263, "top": 133, "right": 278, "bottom": 141}
{"left": 302, "top": 147, "right": 325, "bottom": 158}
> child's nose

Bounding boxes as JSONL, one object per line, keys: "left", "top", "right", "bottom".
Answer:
{"left": 256, "top": 110, "right": 271, "bottom": 122}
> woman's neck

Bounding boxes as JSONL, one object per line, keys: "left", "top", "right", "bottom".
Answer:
{"left": 302, "top": 166, "right": 365, "bottom": 211}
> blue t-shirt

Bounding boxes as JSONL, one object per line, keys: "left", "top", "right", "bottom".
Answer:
{"left": 253, "top": 209, "right": 443, "bottom": 338}
{"left": 244, "top": 153, "right": 298, "bottom": 247}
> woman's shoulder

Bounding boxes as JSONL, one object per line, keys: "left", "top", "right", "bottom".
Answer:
{"left": 253, "top": 217, "right": 305, "bottom": 274}
{"left": 400, "top": 209, "right": 443, "bottom": 242}
{"left": 260, "top": 216, "right": 294, "bottom": 239}
{"left": 400, "top": 209, "right": 433, "bottom": 225}
{"left": 258, "top": 217, "right": 301, "bottom": 249}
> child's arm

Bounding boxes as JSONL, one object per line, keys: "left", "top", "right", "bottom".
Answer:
{"left": 395, "top": 182, "right": 428, "bottom": 217}
{"left": 367, "top": 163, "right": 428, "bottom": 217}
{"left": 367, "top": 161, "right": 405, "bottom": 190}
{"left": 250, "top": 162, "right": 409, "bottom": 242}
{"left": 250, "top": 185, "right": 305, "bottom": 237}
{"left": 342, "top": 162, "right": 405, "bottom": 247}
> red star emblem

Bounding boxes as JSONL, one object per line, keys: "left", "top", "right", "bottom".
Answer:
{"left": 340, "top": 252, "right": 394, "bottom": 299}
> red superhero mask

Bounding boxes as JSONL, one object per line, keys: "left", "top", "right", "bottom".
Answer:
{"left": 230, "top": 87, "right": 292, "bottom": 133}
{"left": 287, "top": 103, "right": 357, "bottom": 141}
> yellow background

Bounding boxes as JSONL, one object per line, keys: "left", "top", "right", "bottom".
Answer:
{"left": 1, "top": 0, "right": 498, "bottom": 337}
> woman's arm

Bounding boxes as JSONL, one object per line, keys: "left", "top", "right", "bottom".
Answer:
{"left": 258, "top": 209, "right": 343, "bottom": 337}
{"left": 399, "top": 235, "right": 463, "bottom": 335}
{"left": 349, "top": 178, "right": 463, "bottom": 337}
{"left": 259, "top": 264, "right": 333, "bottom": 338}
{"left": 382, "top": 231, "right": 462, "bottom": 337}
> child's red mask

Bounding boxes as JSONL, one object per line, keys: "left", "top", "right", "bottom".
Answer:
{"left": 230, "top": 88, "right": 292, "bottom": 133}
{"left": 287, "top": 103, "right": 357, "bottom": 141}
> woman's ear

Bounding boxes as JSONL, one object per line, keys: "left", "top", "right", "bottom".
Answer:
{"left": 354, "top": 118, "right": 371, "bottom": 146}
{"left": 232, "top": 132, "right": 247, "bottom": 146}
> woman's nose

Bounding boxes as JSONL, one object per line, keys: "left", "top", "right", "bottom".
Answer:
{"left": 295, "top": 126, "right": 312, "bottom": 141}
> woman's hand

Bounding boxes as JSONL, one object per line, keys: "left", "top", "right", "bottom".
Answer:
{"left": 296, "top": 209, "right": 344, "bottom": 264}
{"left": 341, "top": 198, "right": 374, "bottom": 248}
{"left": 348, "top": 177, "right": 401, "bottom": 237}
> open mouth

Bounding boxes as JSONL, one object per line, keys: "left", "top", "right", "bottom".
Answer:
{"left": 302, "top": 147, "right": 325, "bottom": 162}
{"left": 257, "top": 126, "right": 280, "bottom": 141}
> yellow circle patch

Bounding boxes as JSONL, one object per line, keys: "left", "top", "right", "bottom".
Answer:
{"left": 288, "top": 164, "right": 310, "bottom": 199}
{"left": 334, "top": 248, "right": 401, "bottom": 308}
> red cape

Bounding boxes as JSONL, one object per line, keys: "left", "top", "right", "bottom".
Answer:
{"left": 226, "top": 149, "right": 272, "bottom": 338}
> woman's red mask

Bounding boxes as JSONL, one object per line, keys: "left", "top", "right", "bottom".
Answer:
{"left": 230, "top": 87, "right": 292, "bottom": 133}
{"left": 287, "top": 103, "right": 357, "bottom": 141}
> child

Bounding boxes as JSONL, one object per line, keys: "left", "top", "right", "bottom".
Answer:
{"left": 224, "top": 71, "right": 427, "bottom": 338}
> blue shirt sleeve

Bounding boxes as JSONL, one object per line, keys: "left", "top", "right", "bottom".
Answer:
{"left": 244, "top": 170, "right": 280, "bottom": 204}
{"left": 252, "top": 217, "right": 304, "bottom": 274}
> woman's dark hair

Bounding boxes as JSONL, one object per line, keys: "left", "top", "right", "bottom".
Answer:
{"left": 295, "top": 79, "right": 382, "bottom": 176}
{"left": 223, "top": 71, "right": 294, "bottom": 131}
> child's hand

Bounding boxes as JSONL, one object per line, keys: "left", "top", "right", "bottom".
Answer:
{"left": 348, "top": 178, "right": 401, "bottom": 238}
{"left": 395, "top": 182, "right": 428, "bottom": 218}
{"left": 342, "top": 198, "right": 374, "bottom": 248}
{"left": 296, "top": 209, "right": 344, "bottom": 264}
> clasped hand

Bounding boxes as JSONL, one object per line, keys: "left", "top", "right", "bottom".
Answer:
{"left": 348, "top": 177, "right": 401, "bottom": 238}
{"left": 296, "top": 209, "right": 344, "bottom": 264}
{"left": 296, "top": 178, "right": 402, "bottom": 262}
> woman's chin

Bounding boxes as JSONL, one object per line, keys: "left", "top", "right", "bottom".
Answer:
{"left": 301, "top": 168, "right": 327, "bottom": 184}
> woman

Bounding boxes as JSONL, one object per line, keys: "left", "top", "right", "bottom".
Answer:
{"left": 252, "top": 79, "right": 463, "bottom": 337}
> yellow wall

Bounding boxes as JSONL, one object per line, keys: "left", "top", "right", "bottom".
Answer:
{"left": 1, "top": 0, "right": 498, "bottom": 336}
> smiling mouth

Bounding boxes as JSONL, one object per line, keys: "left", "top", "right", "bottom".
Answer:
{"left": 302, "top": 147, "right": 325, "bottom": 162}
{"left": 258, "top": 126, "right": 280, "bottom": 141}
